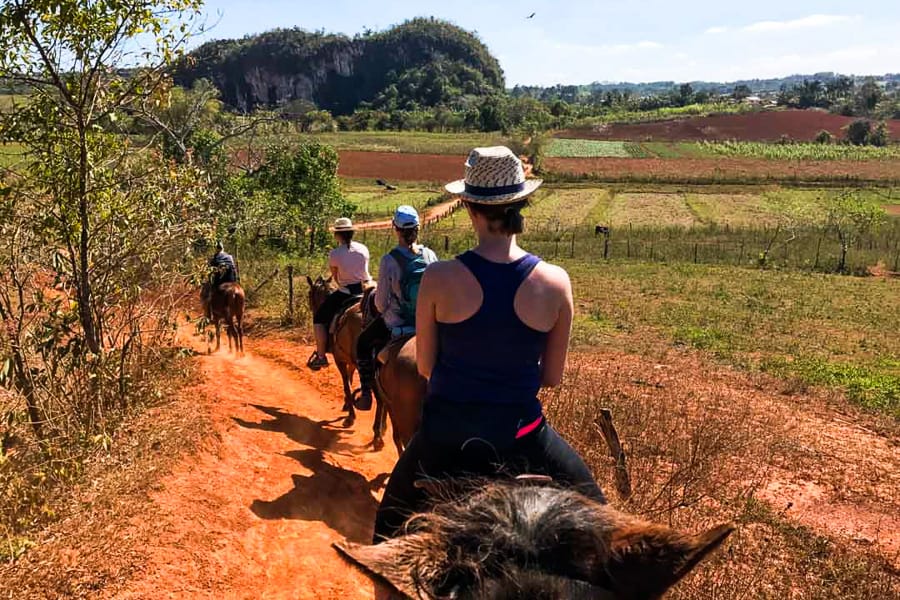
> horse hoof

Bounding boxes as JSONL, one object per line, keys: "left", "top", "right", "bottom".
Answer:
{"left": 372, "top": 438, "right": 385, "bottom": 452}
{"left": 342, "top": 416, "right": 355, "bottom": 428}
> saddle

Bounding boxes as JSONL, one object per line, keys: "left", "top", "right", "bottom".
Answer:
{"left": 326, "top": 295, "right": 363, "bottom": 352}
{"left": 376, "top": 333, "right": 414, "bottom": 365}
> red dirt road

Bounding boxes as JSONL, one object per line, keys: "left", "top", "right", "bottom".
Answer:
{"left": 557, "top": 109, "right": 900, "bottom": 142}
{"left": 111, "top": 332, "right": 398, "bottom": 599}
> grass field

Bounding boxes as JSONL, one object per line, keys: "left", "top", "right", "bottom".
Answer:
{"left": 545, "top": 139, "right": 634, "bottom": 158}
{"left": 344, "top": 182, "right": 445, "bottom": 221}
{"left": 564, "top": 260, "right": 899, "bottom": 415}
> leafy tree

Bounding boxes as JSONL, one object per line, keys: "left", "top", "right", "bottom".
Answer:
{"left": 255, "top": 143, "right": 355, "bottom": 252}
{"left": 477, "top": 95, "right": 508, "bottom": 132}
{"left": 845, "top": 119, "right": 872, "bottom": 145}
{"left": 732, "top": 84, "right": 752, "bottom": 100}
{"left": 0, "top": 0, "right": 205, "bottom": 356}
{"left": 823, "top": 193, "right": 886, "bottom": 272}
{"left": 675, "top": 83, "right": 695, "bottom": 106}
{"left": 814, "top": 130, "right": 834, "bottom": 144}
{"left": 855, "top": 78, "right": 884, "bottom": 114}
{"left": 0, "top": 0, "right": 211, "bottom": 464}
{"left": 869, "top": 121, "right": 890, "bottom": 147}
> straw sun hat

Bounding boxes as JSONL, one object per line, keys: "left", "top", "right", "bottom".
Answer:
{"left": 445, "top": 146, "right": 542, "bottom": 204}
{"left": 331, "top": 217, "right": 355, "bottom": 232}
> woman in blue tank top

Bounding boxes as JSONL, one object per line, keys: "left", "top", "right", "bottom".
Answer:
{"left": 373, "top": 147, "right": 604, "bottom": 541}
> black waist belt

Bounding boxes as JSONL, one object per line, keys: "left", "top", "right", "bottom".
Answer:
{"left": 346, "top": 282, "right": 364, "bottom": 295}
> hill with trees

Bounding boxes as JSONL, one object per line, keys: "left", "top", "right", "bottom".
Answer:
{"left": 175, "top": 18, "right": 504, "bottom": 114}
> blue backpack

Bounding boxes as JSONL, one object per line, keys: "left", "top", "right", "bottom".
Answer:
{"left": 389, "top": 248, "right": 428, "bottom": 326}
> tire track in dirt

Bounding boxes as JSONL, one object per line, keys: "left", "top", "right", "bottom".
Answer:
{"left": 111, "top": 331, "right": 398, "bottom": 599}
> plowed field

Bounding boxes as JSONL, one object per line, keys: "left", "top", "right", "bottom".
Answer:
{"left": 558, "top": 110, "right": 900, "bottom": 142}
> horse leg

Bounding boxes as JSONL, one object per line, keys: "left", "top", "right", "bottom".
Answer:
{"left": 371, "top": 376, "right": 386, "bottom": 452}
{"left": 338, "top": 362, "right": 355, "bottom": 428}
{"left": 236, "top": 316, "right": 244, "bottom": 356}
{"left": 215, "top": 319, "right": 221, "bottom": 352}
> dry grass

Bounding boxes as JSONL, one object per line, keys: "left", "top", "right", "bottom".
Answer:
{"left": 684, "top": 193, "right": 785, "bottom": 227}
{"left": 543, "top": 348, "right": 900, "bottom": 598}
{"left": 0, "top": 348, "right": 208, "bottom": 597}
{"left": 607, "top": 192, "right": 699, "bottom": 227}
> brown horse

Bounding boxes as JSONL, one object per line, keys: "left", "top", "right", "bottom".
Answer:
{"left": 203, "top": 282, "right": 245, "bottom": 356}
{"left": 306, "top": 276, "right": 372, "bottom": 432}
{"left": 372, "top": 335, "right": 425, "bottom": 454}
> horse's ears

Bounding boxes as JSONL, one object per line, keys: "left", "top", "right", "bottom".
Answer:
{"left": 334, "top": 539, "right": 422, "bottom": 598}
{"left": 604, "top": 521, "right": 735, "bottom": 596}
{"left": 306, "top": 275, "right": 314, "bottom": 287}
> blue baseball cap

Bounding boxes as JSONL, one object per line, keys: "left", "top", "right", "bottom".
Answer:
{"left": 393, "top": 205, "right": 420, "bottom": 229}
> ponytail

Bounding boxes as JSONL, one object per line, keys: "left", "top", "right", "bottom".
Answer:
{"left": 465, "top": 199, "right": 528, "bottom": 235}
{"left": 337, "top": 231, "right": 354, "bottom": 246}
{"left": 400, "top": 227, "right": 419, "bottom": 245}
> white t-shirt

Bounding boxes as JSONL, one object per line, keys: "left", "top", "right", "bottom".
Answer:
{"left": 329, "top": 241, "right": 371, "bottom": 292}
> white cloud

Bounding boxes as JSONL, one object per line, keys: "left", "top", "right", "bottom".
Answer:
{"left": 553, "top": 39, "right": 663, "bottom": 56}
{"left": 743, "top": 14, "right": 859, "bottom": 33}
{"left": 705, "top": 26, "right": 728, "bottom": 35}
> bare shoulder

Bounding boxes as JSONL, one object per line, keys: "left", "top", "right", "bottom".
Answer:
{"left": 532, "top": 260, "right": 572, "bottom": 292}
{"left": 424, "top": 258, "right": 466, "bottom": 280}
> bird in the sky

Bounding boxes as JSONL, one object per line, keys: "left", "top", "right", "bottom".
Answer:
{"left": 526, "top": 12, "right": 536, "bottom": 19}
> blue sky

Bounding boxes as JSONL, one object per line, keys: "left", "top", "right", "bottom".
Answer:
{"left": 195, "top": 1, "right": 900, "bottom": 86}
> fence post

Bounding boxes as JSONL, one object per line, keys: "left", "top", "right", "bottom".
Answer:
{"left": 693, "top": 243, "right": 698, "bottom": 264}
{"left": 287, "top": 265, "right": 294, "bottom": 319}
{"left": 649, "top": 242, "right": 654, "bottom": 261}
{"left": 570, "top": 230, "right": 576, "bottom": 258}
{"left": 626, "top": 238, "right": 631, "bottom": 258}
{"left": 739, "top": 241, "right": 745, "bottom": 265}
{"left": 603, "top": 235, "right": 610, "bottom": 260}
{"left": 813, "top": 236, "right": 822, "bottom": 270}
{"left": 444, "top": 235, "right": 449, "bottom": 253}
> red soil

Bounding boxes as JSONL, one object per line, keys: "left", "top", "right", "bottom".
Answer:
{"left": 111, "top": 329, "right": 399, "bottom": 599}
{"left": 545, "top": 156, "right": 900, "bottom": 182}
{"left": 338, "top": 151, "right": 900, "bottom": 184}
{"left": 338, "top": 150, "right": 463, "bottom": 182}
{"left": 557, "top": 109, "right": 900, "bottom": 142}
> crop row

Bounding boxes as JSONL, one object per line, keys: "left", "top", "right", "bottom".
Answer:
{"left": 695, "top": 140, "right": 900, "bottom": 161}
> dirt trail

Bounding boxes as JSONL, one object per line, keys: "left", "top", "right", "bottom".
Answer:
{"left": 111, "top": 331, "right": 398, "bottom": 599}
{"left": 355, "top": 198, "right": 459, "bottom": 230}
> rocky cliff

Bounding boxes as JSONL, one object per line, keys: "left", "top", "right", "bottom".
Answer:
{"left": 175, "top": 18, "right": 504, "bottom": 114}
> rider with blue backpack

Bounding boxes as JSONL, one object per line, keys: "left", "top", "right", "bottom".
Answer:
{"left": 355, "top": 206, "right": 437, "bottom": 410}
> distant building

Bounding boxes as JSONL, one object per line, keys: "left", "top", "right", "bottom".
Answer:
{"left": 743, "top": 95, "right": 763, "bottom": 105}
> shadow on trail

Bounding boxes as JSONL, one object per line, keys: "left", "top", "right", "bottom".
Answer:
{"left": 250, "top": 448, "right": 386, "bottom": 543}
{"left": 233, "top": 404, "right": 356, "bottom": 454}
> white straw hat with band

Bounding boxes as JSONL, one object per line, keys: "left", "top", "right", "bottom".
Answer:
{"left": 331, "top": 217, "right": 355, "bottom": 232}
{"left": 445, "top": 146, "right": 542, "bottom": 204}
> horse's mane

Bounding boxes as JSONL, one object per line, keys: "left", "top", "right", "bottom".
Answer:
{"left": 399, "top": 480, "right": 620, "bottom": 597}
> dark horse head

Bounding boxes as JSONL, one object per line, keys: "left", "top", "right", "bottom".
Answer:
{"left": 337, "top": 479, "right": 734, "bottom": 599}
{"left": 306, "top": 275, "right": 334, "bottom": 316}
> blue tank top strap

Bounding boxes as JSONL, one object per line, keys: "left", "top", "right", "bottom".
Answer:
{"left": 456, "top": 251, "right": 541, "bottom": 313}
